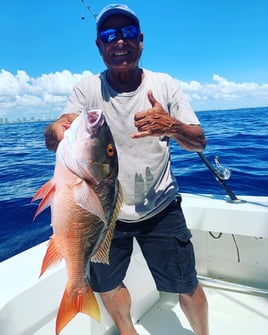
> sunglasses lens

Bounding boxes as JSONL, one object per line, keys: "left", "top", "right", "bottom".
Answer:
{"left": 121, "top": 25, "right": 139, "bottom": 39}
{"left": 99, "top": 28, "right": 117, "bottom": 43}
{"left": 99, "top": 25, "right": 139, "bottom": 43}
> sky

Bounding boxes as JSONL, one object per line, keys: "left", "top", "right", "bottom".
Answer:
{"left": 1, "top": 0, "right": 268, "bottom": 121}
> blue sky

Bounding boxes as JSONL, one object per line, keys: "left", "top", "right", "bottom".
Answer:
{"left": 1, "top": 0, "right": 268, "bottom": 120}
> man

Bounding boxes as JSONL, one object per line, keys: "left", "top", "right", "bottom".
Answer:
{"left": 45, "top": 4, "right": 208, "bottom": 335}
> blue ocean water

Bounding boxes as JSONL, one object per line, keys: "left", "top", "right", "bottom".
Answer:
{"left": 0, "top": 107, "right": 268, "bottom": 262}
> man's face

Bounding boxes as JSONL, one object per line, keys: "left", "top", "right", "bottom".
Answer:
{"left": 96, "top": 14, "right": 143, "bottom": 72}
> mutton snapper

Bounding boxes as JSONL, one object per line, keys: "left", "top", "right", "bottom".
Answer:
{"left": 32, "top": 109, "right": 122, "bottom": 334}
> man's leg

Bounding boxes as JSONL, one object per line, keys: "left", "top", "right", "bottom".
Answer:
{"left": 179, "top": 284, "right": 209, "bottom": 335}
{"left": 100, "top": 283, "right": 138, "bottom": 335}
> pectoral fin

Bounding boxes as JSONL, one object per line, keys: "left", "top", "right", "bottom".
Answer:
{"left": 73, "top": 180, "right": 107, "bottom": 225}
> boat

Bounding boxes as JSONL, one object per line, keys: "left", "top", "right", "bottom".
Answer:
{"left": 1, "top": 191, "right": 268, "bottom": 335}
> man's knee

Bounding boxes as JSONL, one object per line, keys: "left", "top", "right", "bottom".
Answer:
{"left": 99, "top": 283, "right": 128, "bottom": 306}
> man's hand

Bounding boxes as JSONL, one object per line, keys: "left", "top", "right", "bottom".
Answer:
{"left": 131, "top": 90, "right": 177, "bottom": 139}
{"left": 44, "top": 113, "right": 78, "bottom": 151}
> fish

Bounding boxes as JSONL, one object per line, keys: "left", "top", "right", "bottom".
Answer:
{"left": 32, "top": 109, "right": 122, "bottom": 334}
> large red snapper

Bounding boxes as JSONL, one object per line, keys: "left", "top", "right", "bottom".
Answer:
{"left": 32, "top": 109, "right": 122, "bottom": 334}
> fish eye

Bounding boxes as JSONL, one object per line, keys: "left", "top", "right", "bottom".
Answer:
{"left": 106, "top": 144, "right": 115, "bottom": 157}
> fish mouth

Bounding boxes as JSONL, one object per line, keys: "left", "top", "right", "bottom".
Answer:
{"left": 86, "top": 109, "right": 104, "bottom": 138}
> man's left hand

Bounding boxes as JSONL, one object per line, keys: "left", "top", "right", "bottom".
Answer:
{"left": 131, "top": 90, "right": 175, "bottom": 139}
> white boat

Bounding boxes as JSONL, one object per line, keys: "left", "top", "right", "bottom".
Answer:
{"left": 1, "top": 192, "right": 268, "bottom": 335}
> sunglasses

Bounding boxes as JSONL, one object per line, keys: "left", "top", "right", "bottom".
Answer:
{"left": 98, "top": 25, "right": 139, "bottom": 43}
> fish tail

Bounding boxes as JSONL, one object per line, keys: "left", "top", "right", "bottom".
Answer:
{"left": 56, "top": 286, "right": 100, "bottom": 334}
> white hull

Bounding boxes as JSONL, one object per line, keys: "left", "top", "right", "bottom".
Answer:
{"left": 1, "top": 193, "right": 268, "bottom": 335}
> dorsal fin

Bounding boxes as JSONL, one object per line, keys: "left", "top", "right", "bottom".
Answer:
{"left": 32, "top": 179, "right": 54, "bottom": 202}
{"left": 91, "top": 181, "right": 123, "bottom": 264}
{"left": 32, "top": 180, "right": 55, "bottom": 220}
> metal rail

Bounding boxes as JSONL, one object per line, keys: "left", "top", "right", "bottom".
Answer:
{"left": 198, "top": 275, "right": 268, "bottom": 295}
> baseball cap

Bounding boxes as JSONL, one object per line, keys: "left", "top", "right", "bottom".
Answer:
{"left": 96, "top": 4, "right": 140, "bottom": 31}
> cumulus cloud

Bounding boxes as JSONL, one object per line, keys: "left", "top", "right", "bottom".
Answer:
{"left": 0, "top": 69, "right": 268, "bottom": 121}
{"left": 0, "top": 69, "right": 92, "bottom": 121}
{"left": 180, "top": 74, "right": 268, "bottom": 111}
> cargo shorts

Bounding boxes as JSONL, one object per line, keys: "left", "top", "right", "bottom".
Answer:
{"left": 90, "top": 196, "right": 198, "bottom": 294}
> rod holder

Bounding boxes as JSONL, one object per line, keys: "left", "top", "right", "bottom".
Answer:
{"left": 197, "top": 152, "right": 245, "bottom": 203}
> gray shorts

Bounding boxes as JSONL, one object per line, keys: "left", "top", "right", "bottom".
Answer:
{"left": 90, "top": 196, "right": 198, "bottom": 294}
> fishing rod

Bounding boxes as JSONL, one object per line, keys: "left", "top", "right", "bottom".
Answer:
{"left": 81, "top": 0, "right": 97, "bottom": 20}
{"left": 197, "top": 152, "right": 244, "bottom": 203}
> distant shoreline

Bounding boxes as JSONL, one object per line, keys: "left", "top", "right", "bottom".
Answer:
{"left": 1, "top": 105, "right": 268, "bottom": 124}
{"left": 0, "top": 119, "right": 56, "bottom": 125}
{"left": 195, "top": 105, "right": 268, "bottom": 113}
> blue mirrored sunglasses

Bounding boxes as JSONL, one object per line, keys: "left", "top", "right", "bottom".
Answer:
{"left": 98, "top": 25, "right": 139, "bottom": 43}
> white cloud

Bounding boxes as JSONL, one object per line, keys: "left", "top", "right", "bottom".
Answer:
{"left": 0, "top": 69, "right": 92, "bottom": 121}
{"left": 180, "top": 74, "right": 268, "bottom": 111}
{"left": 33, "top": 70, "right": 89, "bottom": 95}
{"left": 0, "top": 69, "right": 268, "bottom": 121}
{"left": 0, "top": 70, "right": 30, "bottom": 96}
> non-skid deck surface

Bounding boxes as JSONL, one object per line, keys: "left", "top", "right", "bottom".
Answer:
{"left": 132, "top": 287, "right": 268, "bottom": 335}
{"left": 32, "top": 285, "right": 268, "bottom": 335}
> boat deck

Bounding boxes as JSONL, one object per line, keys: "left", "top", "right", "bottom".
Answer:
{"left": 34, "top": 284, "right": 268, "bottom": 335}
{"left": 1, "top": 194, "right": 267, "bottom": 335}
{"left": 134, "top": 287, "right": 268, "bottom": 335}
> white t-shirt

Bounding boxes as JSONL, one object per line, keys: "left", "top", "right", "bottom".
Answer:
{"left": 62, "top": 69, "right": 200, "bottom": 222}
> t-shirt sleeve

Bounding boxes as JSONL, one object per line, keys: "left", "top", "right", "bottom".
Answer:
{"left": 61, "top": 84, "right": 86, "bottom": 116}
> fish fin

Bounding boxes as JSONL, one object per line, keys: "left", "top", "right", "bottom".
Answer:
{"left": 32, "top": 180, "right": 55, "bottom": 220}
{"left": 73, "top": 180, "right": 107, "bottom": 225}
{"left": 32, "top": 179, "right": 54, "bottom": 202}
{"left": 39, "top": 237, "right": 63, "bottom": 277}
{"left": 56, "top": 286, "right": 100, "bottom": 334}
{"left": 91, "top": 181, "right": 123, "bottom": 264}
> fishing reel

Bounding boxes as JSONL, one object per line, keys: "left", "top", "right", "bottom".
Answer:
{"left": 198, "top": 152, "right": 243, "bottom": 203}
{"left": 214, "top": 156, "right": 232, "bottom": 181}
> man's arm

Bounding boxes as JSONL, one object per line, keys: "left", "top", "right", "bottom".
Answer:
{"left": 131, "top": 91, "right": 206, "bottom": 152}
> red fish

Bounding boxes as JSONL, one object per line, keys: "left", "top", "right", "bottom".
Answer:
{"left": 32, "top": 110, "right": 122, "bottom": 334}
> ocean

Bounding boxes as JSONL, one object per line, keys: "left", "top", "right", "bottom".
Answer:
{"left": 1, "top": 107, "right": 268, "bottom": 262}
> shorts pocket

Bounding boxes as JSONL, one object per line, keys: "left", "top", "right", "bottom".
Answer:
{"left": 173, "top": 230, "right": 196, "bottom": 278}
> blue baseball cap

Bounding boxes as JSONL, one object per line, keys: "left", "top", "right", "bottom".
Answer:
{"left": 96, "top": 4, "right": 140, "bottom": 31}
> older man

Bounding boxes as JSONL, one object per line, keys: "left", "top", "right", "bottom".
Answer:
{"left": 45, "top": 4, "right": 208, "bottom": 335}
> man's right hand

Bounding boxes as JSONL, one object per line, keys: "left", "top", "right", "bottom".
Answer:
{"left": 44, "top": 113, "right": 78, "bottom": 151}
